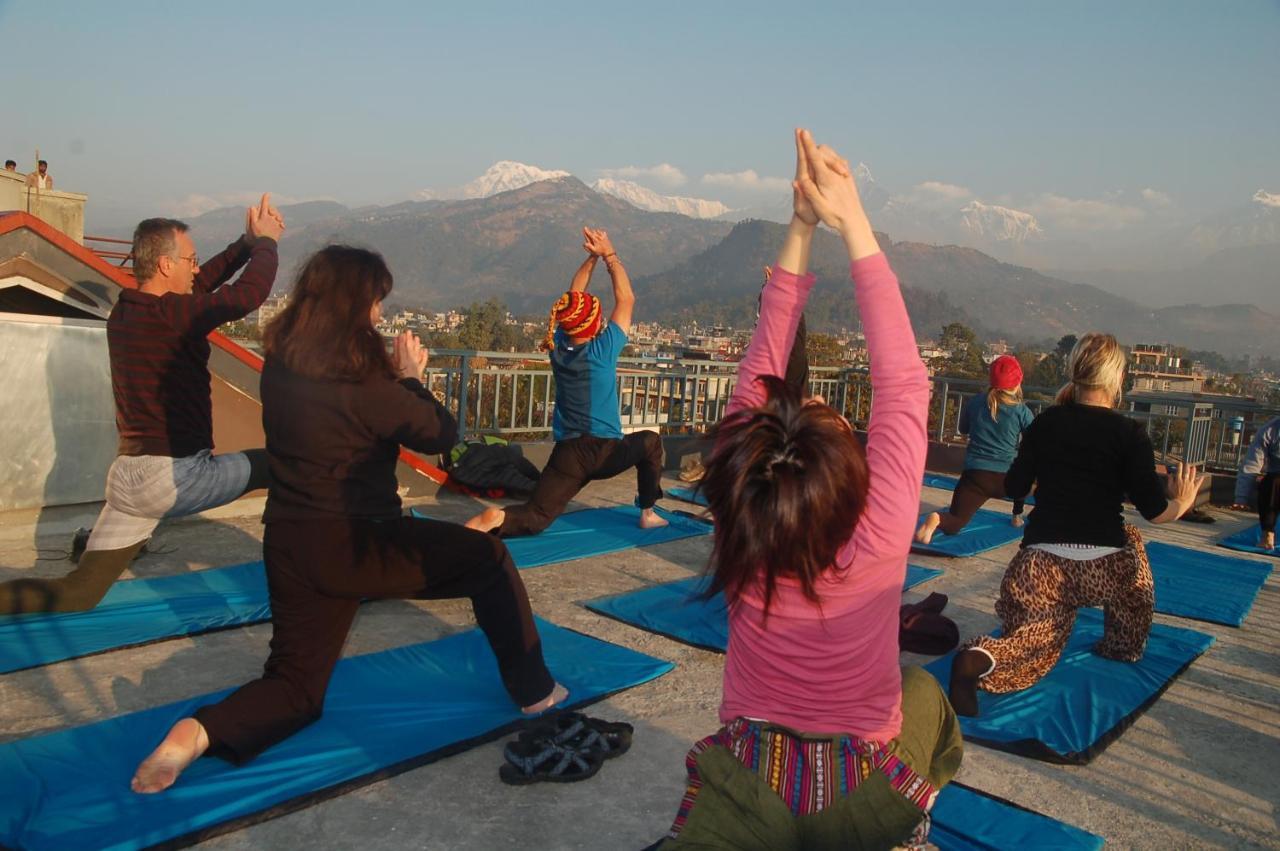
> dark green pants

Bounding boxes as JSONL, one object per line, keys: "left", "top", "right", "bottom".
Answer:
{"left": 668, "top": 667, "right": 963, "bottom": 850}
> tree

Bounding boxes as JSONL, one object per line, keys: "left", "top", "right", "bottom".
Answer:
{"left": 1054, "top": 334, "right": 1078, "bottom": 361}
{"left": 936, "top": 322, "right": 985, "bottom": 378}
{"left": 806, "top": 332, "right": 846, "bottom": 367}
{"left": 1028, "top": 354, "right": 1063, "bottom": 391}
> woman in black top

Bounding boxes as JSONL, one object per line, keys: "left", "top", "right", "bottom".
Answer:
{"left": 949, "top": 333, "right": 1203, "bottom": 717}
{"left": 132, "top": 246, "right": 564, "bottom": 792}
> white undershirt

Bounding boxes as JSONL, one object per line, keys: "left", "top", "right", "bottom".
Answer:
{"left": 1029, "top": 542, "right": 1123, "bottom": 561}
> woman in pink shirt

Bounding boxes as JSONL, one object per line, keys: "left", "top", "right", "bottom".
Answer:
{"left": 657, "top": 131, "right": 962, "bottom": 850}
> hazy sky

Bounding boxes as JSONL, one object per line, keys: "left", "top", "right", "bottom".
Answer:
{"left": 4, "top": 0, "right": 1277, "bottom": 232}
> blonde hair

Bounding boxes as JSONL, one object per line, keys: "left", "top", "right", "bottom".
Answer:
{"left": 987, "top": 386, "right": 1023, "bottom": 421}
{"left": 1056, "top": 332, "right": 1125, "bottom": 407}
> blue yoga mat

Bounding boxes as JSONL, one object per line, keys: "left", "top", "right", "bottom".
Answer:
{"left": 0, "top": 560, "right": 270, "bottom": 675}
{"left": 412, "top": 506, "right": 711, "bottom": 569}
{"left": 1218, "top": 525, "right": 1280, "bottom": 558}
{"left": 667, "top": 485, "right": 708, "bottom": 507}
{"left": 932, "top": 783, "right": 1104, "bottom": 851}
{"left": 911, "top": 509, "right": 1024, "bottom": 557}
{"left": 1148, "top": 541, "right": 1272, "bottom": 627}
{"left": 0, "top": 617, "right": 673, "bottom": 851}
{"left": 584, "top": 565, "right": 943, "bottom": 652}
{"left": 922, "top": 473, "right": 1035, "bottom": 506}
{"left": 925, "top": 607, "right": 1213, "bottom": 764}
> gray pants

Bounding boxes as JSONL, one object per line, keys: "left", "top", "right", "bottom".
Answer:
{"left": 86, "top": 450, "right": 253, "bottom": 552}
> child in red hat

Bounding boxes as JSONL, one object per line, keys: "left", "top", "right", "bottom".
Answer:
{"left": 916, "top": 354, "right": 1033, "bottom": 544}
{"left": 467, "top": 227, "right": 667, "bottom": 536}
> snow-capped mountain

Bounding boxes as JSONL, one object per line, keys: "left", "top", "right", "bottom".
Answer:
{"left": 462, "top": 161, "right": 571, "bottom": 199}
{"left": 1184, "top": 189, "right": 1280, "bottom": 254}
{"left": 959, "top": 200, "right": 1044, "bottom": 243}
{"left": 590, "top": 178, "right": 730, "bottom": 219}
{"left": 852, "top": 162, "right": 890, "bottom": 212}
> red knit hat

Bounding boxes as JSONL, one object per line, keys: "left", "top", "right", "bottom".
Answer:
{"left": 554, "top": 291, "right": 603, "bottom": 340}
{"left": 989, "top": 354, "right": 1023, "bottom": 390}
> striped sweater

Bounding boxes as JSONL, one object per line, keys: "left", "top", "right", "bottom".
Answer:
{"left": 108, "top": 236, "right": 278, "bottom": 457}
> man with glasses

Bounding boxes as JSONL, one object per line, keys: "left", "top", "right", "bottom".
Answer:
{"left": 0, "top": 195, "right": 285, "bottom": 614}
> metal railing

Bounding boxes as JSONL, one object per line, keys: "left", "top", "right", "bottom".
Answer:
{"left": 419, "top": 349, "right": 1279, "bottom": 470}
{"left": 84, "top": 234, "right": 133, "bottom": 269}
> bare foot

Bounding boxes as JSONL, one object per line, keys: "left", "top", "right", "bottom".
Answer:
{"left": 131, "top": 717, "right": 209, "bottom": 794}
{"left": 914, "top": 512, "right": 941, "bottom": 545}
{"left": 638, "top": 507, "right": 669, "bottom": 529}
{"left": 1011, "top": 515, "right": 1024, "bottom": 528}
{"left": 1262, "top": 531, "right": 1275, "bottom": 550}
{"left": 464, "top": 506, "right": 505, "bottom": 533}
{"left": 522, "top": 682, "right": 569, "bottom": 715}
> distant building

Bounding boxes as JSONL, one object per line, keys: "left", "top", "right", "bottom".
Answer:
{"left": 1130, "top": 343, "right": 1205, "bottom": 393}
{"left": 255, "top": 293, "right": 289, "bottom": 328}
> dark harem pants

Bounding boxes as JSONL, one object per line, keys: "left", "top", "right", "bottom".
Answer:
{"left": 195, "top": 515, "right": 554, "bottom": 763}
{"left": 498, "top": 432, "right": 664, "bottom": 537}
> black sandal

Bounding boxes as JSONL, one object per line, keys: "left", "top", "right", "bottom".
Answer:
{"left": 498, "top": 735, "right": 603, "bottom": 785}
{"left": 520, "top": 712, "right": 634, "bottom": 760}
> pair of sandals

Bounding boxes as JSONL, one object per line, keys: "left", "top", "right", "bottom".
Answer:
{"left": 499, "top": 712, "right": 633, "bottom": 785}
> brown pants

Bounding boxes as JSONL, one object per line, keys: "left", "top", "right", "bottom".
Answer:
{"left": 195, "top": 516, "right": 554, "bottom": 764}
{"left": 499, "top": 432, "right": 664, "bottom": 537}
{"left": 969, "top": 525, "right": 1154, "bottom": 694}
{"left": 937, "top": 468, "right": 1024, "bottom": 536}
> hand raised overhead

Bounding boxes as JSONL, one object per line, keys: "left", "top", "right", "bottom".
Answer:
{"left": 583, "top": 227, "right": 617, "bottom": 258}
{"left": 246, "top": 193, "right": 286, "bottom": 242}
{"left": 794, "top": 129, "right": 865, "bottom": 234}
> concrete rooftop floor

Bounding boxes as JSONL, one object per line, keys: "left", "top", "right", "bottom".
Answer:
{"left": 0, "top": 476, "right": 1277, "bottom": 850}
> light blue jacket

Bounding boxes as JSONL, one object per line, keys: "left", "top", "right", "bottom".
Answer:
{"left": 1235, "top": 416, "right": 1280, "bottom": 504}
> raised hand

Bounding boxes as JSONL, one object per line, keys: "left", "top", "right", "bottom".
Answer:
{"left": 393, "top": 330, "right": 429, "bottom": 381}
{"left": 1166, "top": 463, "right": 1205, "bottom": 505}
{"left": 246, "top": 193, "right": 286, "bottom": 242}
{"left": 794, "top": 130, "right": 865, "bottom": 233}
{"left": 584, "top": 228, "right": 617, "bottom": 258}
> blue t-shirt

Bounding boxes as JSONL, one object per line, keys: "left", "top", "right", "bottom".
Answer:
{"left": 960, "top": 392, "right": 1034, "bottom": 473}
{"left": 550, "top": 321, "right": 627, "bottom": 440}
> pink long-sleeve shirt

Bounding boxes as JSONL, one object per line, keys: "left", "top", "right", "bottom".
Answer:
{"left": 719, "top": 252, "right": 929, "bottom": 742}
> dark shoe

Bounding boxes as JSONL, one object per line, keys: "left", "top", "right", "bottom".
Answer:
{"left": 520, "top": 712, "right": 633, "bottom": 761}
{"left": 498, "top": 735, "right": 604, "bottom": 785}
{"left": 70, "top": 527, "right": 91, "bottom": 563}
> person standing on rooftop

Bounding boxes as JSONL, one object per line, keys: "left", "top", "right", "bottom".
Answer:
{"left": 25, "top": 159, "right": 52, "bottom": 189}
{"left": 0, "top": 195, "right": 284, "bottom": 614}
{"left": 465, "top": 227, "right": 668, "bottom": 536}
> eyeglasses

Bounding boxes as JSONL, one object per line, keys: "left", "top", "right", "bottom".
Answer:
{"left": 173, "top": 253, "right": 199, "bottom": 267}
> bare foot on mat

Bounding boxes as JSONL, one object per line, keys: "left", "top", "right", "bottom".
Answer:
{"left": 638, "top": 508, "right": 669, "bottom": 529}
{"left": 915, "top": 512, "right": 941, "bottom": 545}
{"left": 522, "top": 682, "right": 569, "bottom": 715}
{"left": 132, "top": 717, "right": 210, "bottom": 794}
{"left": 465, "top": 506, "right": 505, "bottom": 533}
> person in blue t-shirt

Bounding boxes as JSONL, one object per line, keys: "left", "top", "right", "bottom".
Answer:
{"left": 916, "top": 355, "right": 1034, "bottom": 544}
{"left": 1231, "top": 416, "right": 1280, "bottom": 550}
{"left": 466, "top": 227, "right": 666, "bottom": 536}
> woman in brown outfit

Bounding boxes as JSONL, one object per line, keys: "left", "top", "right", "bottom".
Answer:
{"left": 133, "top": 246, "right": 564, "bottom": 792}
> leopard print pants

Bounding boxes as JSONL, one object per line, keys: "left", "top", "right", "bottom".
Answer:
{"left": 969, "top": 525, "right": 1155, "bottom": 694}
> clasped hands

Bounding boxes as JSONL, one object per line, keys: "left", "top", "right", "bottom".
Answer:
{"left": 790, "top": 128, "right": 866, "bottom": 234}
{"left": 581, "top": 227, "right": 617, "bottom": 260}
{"left": 245, "top": 193, "right": 286, "bottom": 243}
